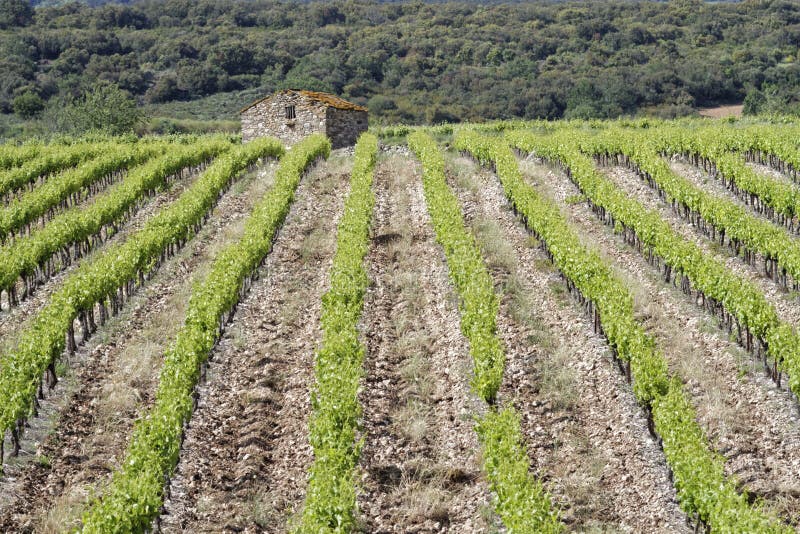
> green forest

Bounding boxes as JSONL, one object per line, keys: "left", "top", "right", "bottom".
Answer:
{"left": 1, "top": 0, "right": 800, "bottom": 137}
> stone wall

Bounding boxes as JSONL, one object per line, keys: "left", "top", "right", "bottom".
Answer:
{"left": 241, "top": 93, "right": 326, "bottom": 146}
{"left": 325, "top": 107, "right": 369, "bottom": 149}
{"left": 242, "top": 92, "right": 369, "bottom": 148}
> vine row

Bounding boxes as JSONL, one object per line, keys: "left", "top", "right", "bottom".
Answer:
{"left": 297, "top": 133, "right": 377, "bottom": 532}
{"left": 654, "top": 128, "right": 800, "bottom": 230}
{"left": 0, "top": 142, "right": 106, "bottom": 201}
{"left": 0, "top": 139, "right": 231, "bottom": 309}
{"left": 0, "top": 142, "right": 167, "bottom": 243}
{"left": 0, "top": 137, "right": 285, "bottom": 472}
{"left": 411, "top": 131, "right": 562, "bottom": 533}
{"left": 693, "top": 124, "right": 800, "bottom": 183}
{"left": 459, "top": 130, "right": 789, "bottom": 533}
{"left": 582, "top": 130, "right": 800, "bottom": 294}
{"left": 509, "top": 130, "right": 800, "bottom": 398}
{"left": 79, "top": 134, "right": 328, "bottom": 533}
{"left": 0, "top": 143, "right": 42, "bottom": 171}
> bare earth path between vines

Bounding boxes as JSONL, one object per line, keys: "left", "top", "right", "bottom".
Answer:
{"left": 159, "top": 155, "right": 350, "bottom": 532}
{"left": 355, "top": 153, "right": 492, "bottom": 533}
{"left": 747, "top": 160, "right": 800, "bottom": 189}
{"left": 668, "top": 158, "right": 800, "bottom": 296}
{"left": 0, "top": 161, "right": 280, "bottom": 533}
{"left": 448, "top": 155, "right": 688, "bottom": 533}
{"left": 522, "top": 157, "right": 800, "bottom": 525}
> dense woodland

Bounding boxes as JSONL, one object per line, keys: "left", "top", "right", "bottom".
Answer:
{"left": 1, "top": 0, "right": 800, "bottom": 135}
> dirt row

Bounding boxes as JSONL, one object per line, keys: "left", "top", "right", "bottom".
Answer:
{"left": 520, "top": 156, "right": 800, "bottom": 526}
{"left": 159, "top": 155, "right": 351, "bottom": 532}
{"left": 448, "top": 154, "right": 689, "bottom": 533}
{"left": 355, "top": 154, "right": 492, "bottom": 533}
{"left": 0, "top": 161, "right": 279, "bottom": 532}
{"left": 747, "top": 160, "right": 799, "bottom": 189}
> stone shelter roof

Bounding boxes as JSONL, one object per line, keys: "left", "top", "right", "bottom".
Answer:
{"left": 240, "top": 89, "right": 368, "bottom": 114}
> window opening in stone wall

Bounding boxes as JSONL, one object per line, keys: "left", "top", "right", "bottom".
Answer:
{"left": 285, "top": 105, "right": 296, "bottom": 119}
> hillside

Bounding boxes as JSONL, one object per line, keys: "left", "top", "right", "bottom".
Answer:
{"left": 0, "top": 0, "right": 799, "bottom": 137}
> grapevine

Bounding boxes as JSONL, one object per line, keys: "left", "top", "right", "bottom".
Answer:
{"left": 79, "top": 134, "right": 329, "bottom": 533}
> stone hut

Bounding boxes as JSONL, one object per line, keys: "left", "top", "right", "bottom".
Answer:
{"left": 240, "top": 89, "right": 368, "bottom": 149}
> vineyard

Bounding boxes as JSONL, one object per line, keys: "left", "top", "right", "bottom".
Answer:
{"left": 2, "top": 119, "right": 800, "bottom": 533}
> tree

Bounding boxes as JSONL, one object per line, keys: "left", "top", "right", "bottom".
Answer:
{"left": 210, "top": 43, "right": 255, "bottom": 76}
{"left": 60, "top": 82, "right": 144, "bottom": 135}
{"left": 743, "top": 88, "right": 766, "bottom": 115}
{"left": 145, "top": 74, "right": 182, "bottom": 103}
{"left": 0, "top": 0, "right": 33, "bottom": 30}
{"left": 12, "top": 91, "right": 44, "bottom": 118}
{"left": 176, "top": 60, "right": 221, "bottom": 97}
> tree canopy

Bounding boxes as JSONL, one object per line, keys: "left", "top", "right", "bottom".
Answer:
{"left": 0, "top": 0, "right": 799, "bottom": 124}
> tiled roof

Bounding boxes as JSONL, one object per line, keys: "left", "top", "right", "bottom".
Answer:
{"left": 240, "top": 89, "right": 368, "bottom": 114}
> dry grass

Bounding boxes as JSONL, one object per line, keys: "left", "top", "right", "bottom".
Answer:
{"left": 502, "top": 274, "right": 534, "bottom": 328}
{"left": 394, "top": 400, "right": 430, "bottom": 444}
{"left": 95, "top": 285, "right": 191, "bottom": 433}
{"left": 472, "top": 219, "right": 517, "bottom": 275}
{"left": 360, "top": 153, "right": 486, "bottom": 528}
{"left": 323, "top": 151, "right": 354, "bottom": 176}
{"left": 449, "top": 157, "right": 482, "bottom": 196}
{"left": 395, "top": 272, "right": 425, "bottom": 313}
{"left": 297, "top": 163, "right": 346, "bottom": 265}
{"left": 246, "top": 490, "right": 289, "bottom": 530}
{"left": 382, "top": 153, "right": 415, "bottom": 192}
{"left": 38, "top": 487, "right": 87, "bottom": 534}
{"left": 398, "top": 333, "right": 436, "bottom": 398}
{"left": 97, "top": 340, "right": 159, "bottom": 430}
{"left": 299, "top": 226, "right": 333, "bottom": 263}
{"left": 394, "top": 478, "right": 450, "bottom": 525}
{"left": 389, "top": 191, "right": 437, "bottom": 447}
{"left": 446, "top": 155, "right": 517, "bottom": 277}
{"left": 551, "top": 429, "right": 610, "bottom": 529}
{"left": 539, "top": 344, "right": 579, "bottom": 411}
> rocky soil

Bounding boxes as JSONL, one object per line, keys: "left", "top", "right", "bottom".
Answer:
{"left": 158, "top": 155, "right": 350, "bottom": 532}
{"left": 355, "top": 154, "right": 492, "bottom": 533}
